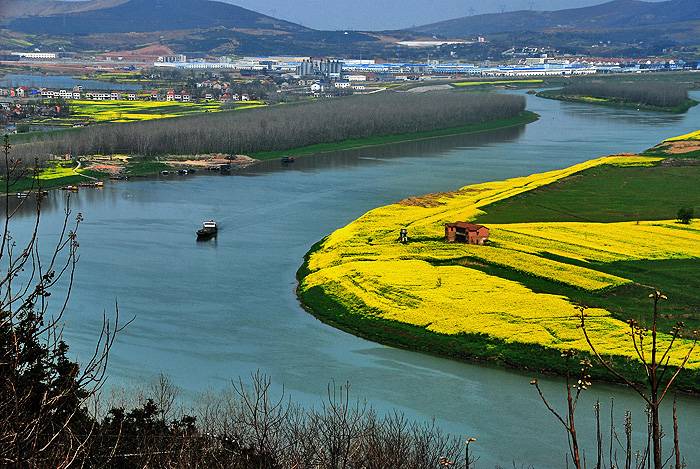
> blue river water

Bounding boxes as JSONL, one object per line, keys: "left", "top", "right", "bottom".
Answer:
{"left": 8, "top": 91, "right": 700, "bottom": 467}
{"left": 0, "top": 73, "right": 141, "bottom": 91}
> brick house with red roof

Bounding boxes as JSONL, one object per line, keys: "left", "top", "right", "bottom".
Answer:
{"left": 445, "top": 222, "right": 490, "bottom": 245}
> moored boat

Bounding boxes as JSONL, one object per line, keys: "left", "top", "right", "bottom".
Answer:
{"left": 281, "top": 156, "right": 295, "bottom": 164}
{"left": 196, "top": 220, "right": 218, "bottom": 240}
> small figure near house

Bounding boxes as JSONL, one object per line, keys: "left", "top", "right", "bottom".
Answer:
{"left": 398, "top": 228, "right": 409, "bottom": 244}
{"left": 445, "top": 222, "right": 489, "bottom": 245}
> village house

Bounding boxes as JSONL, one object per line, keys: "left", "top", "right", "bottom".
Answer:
{"left": 444, "top": 222, "right": 490, "bottom": 245}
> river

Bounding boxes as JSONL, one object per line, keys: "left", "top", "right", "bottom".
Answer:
{"left": 0, "top": 73, "right": 142, "bottom": 91}
{"left": 9, "top": 91, "right": 700, "bottom": 467}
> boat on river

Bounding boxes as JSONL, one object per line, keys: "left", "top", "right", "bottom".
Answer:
{"left": 196, "top": 220, "right": 218, "bottom": 240}
{"left": 281, "top": 156, "right": 296, "bottom": 164}
{"left": 79, "top": 181, "right": 104, "bottom": 188}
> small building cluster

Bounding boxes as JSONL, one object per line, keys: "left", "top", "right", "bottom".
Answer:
{"left": 444, "top": 222, "right": 490, "bottom": 245}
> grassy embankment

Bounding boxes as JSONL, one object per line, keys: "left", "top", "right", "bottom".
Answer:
{"left": 536, "top": 89, "right": 698, "bottom": 113}
{"left": 4, "top": 160, "right": 108, "bottom": 192}
{"left": 297, "top": 133, "right": 700, "bottom": 390}
{"left": 252, "top": 111, "right": 538, "bottom": 160}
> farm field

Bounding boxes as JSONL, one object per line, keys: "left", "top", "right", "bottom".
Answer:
{"left": 298, "top": 144, "right": 700, "bottom": 388}
{"left": 68, "top": 99, "right": 265, "bottom": 123}
{"left": 24, "top": 99, "right": 266, "bottom": 127}
{"left": 69, "top": 99, "right": 223, "bottom": 123}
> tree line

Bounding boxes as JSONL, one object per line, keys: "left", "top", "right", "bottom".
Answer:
{"left": 560, "top": 81, "right": 690, "bottom": 108}
{"left": 11, "top": 92, "right": 526, "bottom": 163}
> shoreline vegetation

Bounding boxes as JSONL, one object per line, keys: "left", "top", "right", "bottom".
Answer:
{"left": 296, "top": 133, "right": 700, "bottom": 392}
{"left": 536, "top": 81, "right": 698, "bottom": 113}
{"left": 251, "top": 111, "right": 538, "bottom": 159}
{"left": 9, "top": 92, "right": 527, "bottom": 162}
{"left": 4, "top": 107, "right": 538, "bottom": 194}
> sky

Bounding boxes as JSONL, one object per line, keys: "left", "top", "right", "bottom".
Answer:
{"left": 222, "top": 0, "right": 665, "bottom": 30}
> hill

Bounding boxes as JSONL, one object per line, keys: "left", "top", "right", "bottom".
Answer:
{"left": 410, "top": 0, "right": 700, "bottom": 37}
{"left": 0, "top": 0, "right": 386, "bottom": 56}
{"left": 1, "top": 0, "right": 697, "bottom": 58}
{"left": 0, "top": 0, "right": 126, "bottom": 19}
{"left": 5, "top": 0, "right": 310, "bottom": 35}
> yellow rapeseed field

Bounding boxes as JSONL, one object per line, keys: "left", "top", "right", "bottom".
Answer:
{"left": 300, "top": 155, "right": 700, "bottom": 368}
{"left": 665, "top": 130, "right": 700, "bottom": 141}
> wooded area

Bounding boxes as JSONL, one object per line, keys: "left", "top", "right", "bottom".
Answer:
{"left": 11, "top": 92, "right": 526, "bottom": 162}
{"left": 560, "top": 82, "right": 690, "bottom": 108}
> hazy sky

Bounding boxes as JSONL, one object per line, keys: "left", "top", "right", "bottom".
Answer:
{"left": 223, "top": 0, "right": 664, "bottom": 30}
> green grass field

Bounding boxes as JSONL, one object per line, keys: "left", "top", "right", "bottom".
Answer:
{"left": 476, "top": 164, "right": 700, "bottom": 224}
{"left": 474, "top": 162, "right": 700, "bottom": 333}
{"left": 3, "top": 160, "right": 108, "bottom": 192}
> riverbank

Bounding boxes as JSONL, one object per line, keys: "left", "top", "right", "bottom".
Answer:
{"left": 296, "top": 135, "right": 700, "bottom": 391}
{"left": 537, "top": 89, "right": 699, "bottom": 113}
{"left": 4, "top": 111, "right": 539, "bottom": 194}
{"left": 3, "top": 154, "right": 261, "bottom": 194}
{"left": 251, "top": 111, "right": 539, "bottom": 160}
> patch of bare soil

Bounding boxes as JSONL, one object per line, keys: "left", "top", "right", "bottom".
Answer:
{"left": 661, "top": 141, "right": 700, "bottom": 155}
{"left": 660, "top": 158, "right": 700, "bottom": 167}
{"left": 164, "top": 154, "right": 258, "bottom": 169}
{"left": 86, "top": 163, "right": 123, "bottom": 174}
{"left": 400, "top": 191, "right": 456, "bottom": 207}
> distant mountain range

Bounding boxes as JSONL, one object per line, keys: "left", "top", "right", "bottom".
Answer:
{"left": 412, "top": 0, "right": 700, "bottom": 36}
{"left": 5, "top": 0, "right": 308, "bottom": 35}
{"left": 1, "top": 0, "right": 698, "bottom": 59}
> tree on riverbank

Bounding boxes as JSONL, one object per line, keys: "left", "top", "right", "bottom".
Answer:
{"left": 580, "top": 295, "right": 697, "bottom": 469}
{"left": 533, "top": 293, "right": 698, "bottom": 469}
{"left": 10, "top": 92, "right": 526, "bottom": 163}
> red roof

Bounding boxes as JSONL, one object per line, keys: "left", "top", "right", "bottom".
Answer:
{"left": 445, "top": 222, "right": 488, "bottom": 232}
